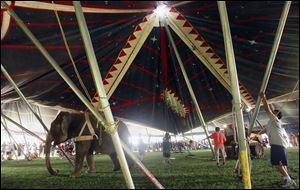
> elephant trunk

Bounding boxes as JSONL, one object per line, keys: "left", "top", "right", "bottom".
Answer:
{"left": 45, "top": 133, "right": 59, "bottom": 175}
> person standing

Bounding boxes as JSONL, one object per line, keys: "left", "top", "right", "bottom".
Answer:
{"left": 138, "top": 134, "right": 146, "bottom": 162}
{"left": 260, "top": 92, "right": 296, "bottom": 187}
{"left": 162, "top": 133, "right": 172, "bottom": 164}
{"left": 208, "top": 127, "right": 227, "bottom": 166}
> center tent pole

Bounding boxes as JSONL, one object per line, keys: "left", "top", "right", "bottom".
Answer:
{"left": 248, "top": 1, "right": 291, "bottom": 133}
{"left": 164, "top": 18, "right": 215, "bottom": 157}
{"left": 217, "top": 1, "right": 251, "bottom": 188}
{"left": 73, "top": 1, "right": 134, "bottom": 188}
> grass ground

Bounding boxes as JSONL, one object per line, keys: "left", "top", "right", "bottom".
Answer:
{"left": 1, "top": 148, "right": 299, "bottom": 189}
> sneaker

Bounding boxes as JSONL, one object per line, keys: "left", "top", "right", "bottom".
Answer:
{"left": 281, "top": 178, "right": 287, "bottom": 185}
{"left": 282, "top": 179, "right": 296, "bottom": 188}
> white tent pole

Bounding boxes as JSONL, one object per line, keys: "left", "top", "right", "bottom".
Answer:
{"left": 15, "top": 103, "right": 30, "bottom": 153}
{"left": 1, "top": 65, "right": 49, "bottom": 133}
{"left": 1, "top": 118, "right": 29, "bottom": 160}
{"left": 2, "top": 113, "right": 73, "bottom": 165}
{"left": 2, "top": 113, "right": 45, "bottom": 142}
{"left": 217, "top": 1, "right": 251, "bottom": 188}
{"left": 73, "top": 1, "right": 134, "bottom": 188}
{"left": 0, "top": 1, "right": 107, "bottom": 129}
{"left": 164, "top": 18, "right": 215, "bottom": 157}
{"left": 248, "top": 1, "right": 291, "bottom": 133}
{"left": 37, "top": 106, "right": 48, "bottom": 134}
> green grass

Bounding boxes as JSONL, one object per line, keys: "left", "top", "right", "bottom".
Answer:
{"left": 1, "top": 148, "right": 299, "bottom": 189}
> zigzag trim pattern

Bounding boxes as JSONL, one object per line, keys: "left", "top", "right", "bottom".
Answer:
{"left": 90, "top": 13, "right": 156, "bottom": 108}
{"left": 166, "top": 7, "right": 256, "bottom": 107}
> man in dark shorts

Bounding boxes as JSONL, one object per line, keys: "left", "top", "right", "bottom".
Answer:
{"left": 260, "top": 92, "right": 296, "bottom": 187}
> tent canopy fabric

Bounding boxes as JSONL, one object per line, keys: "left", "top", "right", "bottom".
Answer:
{"left": 1, "top": 1, "right": 299, "bottom": 134}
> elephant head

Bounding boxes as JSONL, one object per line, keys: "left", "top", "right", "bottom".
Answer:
{"left": 45, "top": 112, "right": 85, "bottom": 175}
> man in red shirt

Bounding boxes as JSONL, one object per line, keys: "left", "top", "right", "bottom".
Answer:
{"left": 209, "top": 127, "right": 227, "bottom": 166}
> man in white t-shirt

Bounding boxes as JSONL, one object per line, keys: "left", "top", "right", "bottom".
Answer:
{"left": 260, "top": 92, "right": 296, "bottom": 187}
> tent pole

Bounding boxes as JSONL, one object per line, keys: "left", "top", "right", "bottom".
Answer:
{"left": 1, "top": 65, "right": 74, "bottom": 165}
{"left": 164, "top": 19, "right": 215, "bottom": 157}
{"left": 248, "top": 1, "right": 291, "bottom": 133}
{"left": 2, "top": 113, "right": 74, "bottom": 167}
{"left": 0, "top": 1, "right": 107, "bottom": 132}
{"left": 37, "top": 106, "right": 48, "bottom": 134}
{"left": 2, "top": 2, "right": 161, "bottom": 187}
{"left": 217, "top": 2, "right": 251, "bottom": 188}
{"left": 1, "top": 65, "right": 49, "bottom": 133}
{"left": 73, "top": 1, "right": 134, "bottom": 188}
{"left": 165, "top": 8, "right": 254, "bottom": 108}
{"left": 1, "top": 118, "right": 30, "bottom": 160}
{"left": 2, "top": 113, "right": 45, "bottom": 142}
{"left": 15, "top": 103, "right": 30, "bottom": 154}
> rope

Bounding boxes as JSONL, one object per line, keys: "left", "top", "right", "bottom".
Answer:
{"left": 51, "top": 1, "right": 92, "bottom": 102}
{"left": 104, "top": 119, "right": 119, "bottom": 134}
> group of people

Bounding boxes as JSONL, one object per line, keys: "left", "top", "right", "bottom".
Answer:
{"left": 203, "top": 92, "right": 296, "bottom": 187}
{"left": 1, "top": 142, "right": 44, "bottom": 161}
{"left": 145, "top": 92, "right": 296, "bottom": 188}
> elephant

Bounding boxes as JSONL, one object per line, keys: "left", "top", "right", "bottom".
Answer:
{"left": 45, "top": 111, "right": 134, "bottom": 177}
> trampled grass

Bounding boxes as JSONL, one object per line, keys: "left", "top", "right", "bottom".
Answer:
{"left": 1, "top": 148, "right": 299, "bottom": 189}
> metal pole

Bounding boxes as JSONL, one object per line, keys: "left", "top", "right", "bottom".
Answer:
{"left": 217, "top": 1, "right": 251, "bottom": 189}
{"left": 164, "top": 18, "right": 215, "bottom": 157}
{"left": 2, "top": 3, "right": 161, "bottom": 188}
{"left": 248, "top": 1, "right": 291, "bottom": 133}
{"left": 73, "top": 1, "right": 134, "bottom": 188}
{"left": 15, "top": 103, "right": 30, "bottom": 154}
{"left": 1, "top": 65, "right": 49, "bottom": 133}
{"left": 0, "top": 1, "right": 107, "bottom": 130}
{"left": 2, "top": 112, "right": 74, "bottom": 165}
{"left": 37, "top": 106, "right": 48, "bottom": 134}
{"left": 122, "top": 144, "right": 164, "bottom": 189}
{"left": 2, "top": 113, "right": 46, "bottom": 142}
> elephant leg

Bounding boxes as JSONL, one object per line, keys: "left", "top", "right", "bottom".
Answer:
{"left": 109, "top": 152, "right": 120, "bottom": 171}
{"left": 86, "top": 153, "right": 96, "bottom": 173}
{"left": 72, "top": 142, "right": 90, "bottom": 177}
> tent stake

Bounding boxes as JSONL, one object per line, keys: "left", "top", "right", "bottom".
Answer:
{"left": 248, "top": 1, "right": 291, "bottom": 133}
{"left": 217, "top": 1, "right": 251, "bottom": 188}
{"left": 164, "top": 18, "right": 215, "bottom": 157}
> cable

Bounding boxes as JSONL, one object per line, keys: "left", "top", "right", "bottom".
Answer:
{"left": 51, "top": 1, "right": 92, "bottom": 102}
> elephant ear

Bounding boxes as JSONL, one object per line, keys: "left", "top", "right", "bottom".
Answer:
{"left": 60, "top": 112, "right": 72, "bottom": 141}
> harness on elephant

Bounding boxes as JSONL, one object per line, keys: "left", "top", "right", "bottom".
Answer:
{"left": 74, "top": 112, "right": 100, "bottom": 142}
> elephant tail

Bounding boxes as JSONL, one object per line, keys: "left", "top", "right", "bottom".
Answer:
{"left": 45, "top": 133, "right": 59, "bottom": 175}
